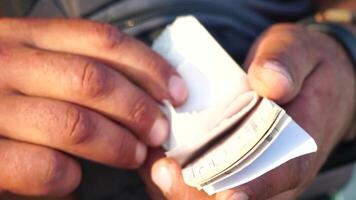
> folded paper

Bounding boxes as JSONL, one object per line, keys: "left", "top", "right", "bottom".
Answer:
{"left": 152, "top": 16, "right": 317, "bottom": 195}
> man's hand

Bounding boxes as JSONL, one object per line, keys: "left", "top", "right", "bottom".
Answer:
{"left": 139, "top": 24, "right": 356, "bottom": 200}
{"left": 0, "top": 18, "right": 188, "bottom": 197}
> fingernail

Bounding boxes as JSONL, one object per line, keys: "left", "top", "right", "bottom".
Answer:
{"left": 135, "top": 141, "right": 147, "bottom": 165}
{"left": 152, "top": 163, "right": 172, "bottom": 193}
{"left": 169, "top": 75, "right": 188, "bottom": 103}
{"left": 228, "top": 192, "right": 249, "bottom": 200}
{"left": 263, "top": 61, "right": 293, "bottom": 84}
{"left": 149, "top": 117, "right": 169, "bottom": 146}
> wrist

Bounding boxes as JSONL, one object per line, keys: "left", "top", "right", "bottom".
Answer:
{"left": 299, "top": 9, "right": 356, "bottom": 73}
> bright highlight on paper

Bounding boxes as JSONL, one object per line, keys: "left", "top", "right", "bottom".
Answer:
{"left": 152, "top": 16, "right": 317, "bottom": 195}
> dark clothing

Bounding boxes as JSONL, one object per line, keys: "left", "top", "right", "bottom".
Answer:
{"left": 1, "top": 0, "right": 314, "bottom": 63}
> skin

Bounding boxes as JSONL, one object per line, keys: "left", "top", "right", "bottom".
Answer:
{"left": 0, "top": 18, "right": 188, "bottom": 197}
{"left": 139, "top": 24, "right": 356, "bottom": 200}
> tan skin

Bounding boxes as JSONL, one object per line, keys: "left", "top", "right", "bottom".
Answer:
{"left": 0, "top": 1, "right": 355, "bottom": 199}
{"left": 0, "top": 18, "right": 188, "bottom": 196}
{"left": 139, "top": 1, "right": 356, "bottom": 199}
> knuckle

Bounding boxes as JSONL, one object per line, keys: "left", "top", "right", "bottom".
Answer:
{"left": 114, "top": 133, "right": 136, "bottom": 167}
{"left": 92, "top": 22, "right": 124, "bottom": 51}
{"left": 74, "top": 60, "right": 114, "bottom": 99}
{"left": 0, "top": 44, "right": 12, "bottom": 64}
{"left": 127, "top": 96, "right": 151, "bottom": 129}
{"left": 139, "top": 53, "right": 163, "bottom": 74}
{"left": 29, "top": 101, "right": 94, "bottom": 146}
{"left": 61, "top": 106, "right": 94, "bottom": 145}
{"left": 38, "top": 151, "right": 65, "bottom": 189}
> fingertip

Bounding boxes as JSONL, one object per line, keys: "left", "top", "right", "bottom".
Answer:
{"left": 248, "top": 61, "right": 296, "bottom": 103}
{"left": 168, "top": 75, "right": 188, "bottom": 106}
{"left": 135, "top": 141, "right": 148, "bottom": 167}
{"left": 55, "top": 157, "right": 82, "bottom": 196}
{"left": 149, "top": 116, "right": 169, "bottom": 147}
{"left": 125, "top": 141, "right": 147, "bottom": 169}
{"left": 151, "top": 158, "right": 174, "bottom": 194}
{"left": 37, "top": 154, "right": 82, "bottom": 197}
{"left": 151, "top": 158, "right": 209, "bottom": 199}
{"left": 151, "top": 158, "right": 177, "bottom": 176}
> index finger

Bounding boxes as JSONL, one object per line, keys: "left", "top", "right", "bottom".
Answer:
{"left": 0, "top": 18, "right": 188, "bottom": 105}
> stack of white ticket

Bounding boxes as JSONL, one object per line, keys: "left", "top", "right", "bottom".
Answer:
{"left": 152, "top": 16, "right": 317, "bottom": 195}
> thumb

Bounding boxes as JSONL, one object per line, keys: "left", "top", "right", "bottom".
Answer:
{"left": 245, "top": 24, "right": 321, "bottom": 104}
{"left": 151, "top": 158, "right": 211, "bottom": 200}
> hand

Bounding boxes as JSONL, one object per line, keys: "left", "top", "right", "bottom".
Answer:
{"left": 139, "top": 24, "right": 356, "bottom": 200}
{"left": 0, "top": 18, "right": 188, "bottom": 197}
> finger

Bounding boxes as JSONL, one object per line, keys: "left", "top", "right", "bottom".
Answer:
{"left": 0, "top": 94, "right": 147, "bottom": 168}
{"left": 138, "top": 148, "right": 167, "bottom": 200}
{"left": 0, "top": 18, "right": 188, "bottom": 105}
{"left": 0, "top": 139, "right": 81, "bottom": 197}
{"left": 216, "top": 157, "right": 307, "bottom": 200}
{"left": 0, "top": 45, "right": 168, "bottom": 146}
{"left": 244, "top": 24, "right": 322, "bottom": 103}
{"left": 150, "top": 158, "right": 212, "bottom": 200}
{"left": 141, "top": 152, "right": 295, "bottom": 200}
